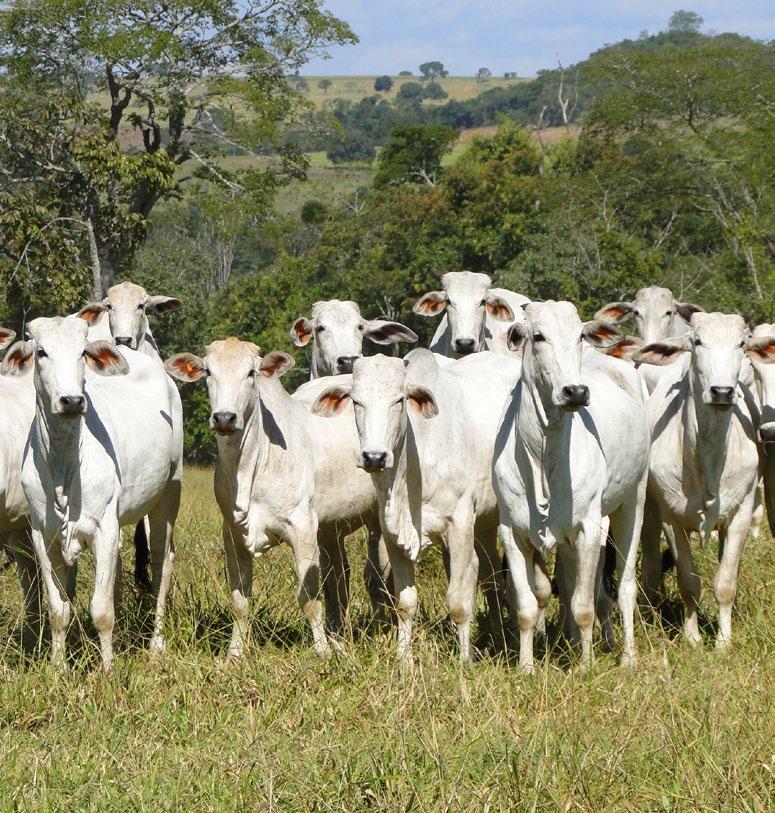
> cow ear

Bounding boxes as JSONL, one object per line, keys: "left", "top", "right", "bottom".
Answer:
{"left": 364, "top": 320, "right": 418, "bottom": 346}
{"left": 290, "top": 317, "right": 314, "bottom": 347}
{"left": 406, "top": 385, "right": 438, "bottom": 418}
{"left": 675, "top": 302, "right": 703, "bottom": 324}
{"left": 506, "top": 322, "right": 527, "bottom": 352}
{"left": 78, "top": 302, "right": 107, "bottom": 325}
{"left": 413, "top": 291, "right": 447, "bottom": 316}
{"left": 0, "top": 327, "right": 16, "bottom": 350}
{"left": 595, "top": 335, "right": 643, "bottom": 361}
{"left": 164, "top": 352, "right": 206, "bottom": 382}
{"left": 594, "top": 301, "right": 634, "bottom": 324}
{"left": 0, "top": 341, "right": 34, "bottom": 376}
{"left": 146, "top": 295, "right": 182, "bottom": 315}
{"left": 311, "top": 385, "right": 352, "bottom": 417}
{"left": 485, "top": 295, "right": 515, "bottom": 322}
{"left": 84, "top": 340, "right": 129, "bottom": 376}
{"left": 582, "top": 319, "right": 622, "bottom": 347}
{"left": 745, "top": 335, "right": 775, "bottom": 364}
{"left": 259, "top": 351, "right": 294, "bottom": 379}
{"left": 632, "top": 335, "right": 692, "bottom": 366}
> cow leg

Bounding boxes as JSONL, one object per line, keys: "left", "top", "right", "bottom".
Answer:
{"left": 475, "top": 523, "right": 506, "bottom": 647}
{"left": 671, "top": 522, "right": 702, "bottom": 646}
{"left": 445, "top": 520, "right": 479, "bottom": 663}
{"left": 384, "top": 536, "right": 417, "bottom": 668}
{"left": 147, "top": 485, "right": 179, "bottom": 655}
{"left": 572, "top": 518, "right": 604, "bottom": 669}
{"left": 503, "top": 531, "right": 539, "bottom": 673}
{"left": 533, "top": 551, "right": 552, "bottom": 638}
{"left": 91, "top": 523, "right": 121, "bottom": 671}
{"left": 749, "top": 483, "right": 763, "bottom": 542}
{"left": 363, "top": 516, "right": 393, "bottom": 622}
{"left": 223, "top": 521, "right": 252, "bottom": 660}
{"left": 8, "top": 528, "right": 43, "bottom": 652}
{"left": 288, "top": 519, "right": 329, "bottom": 658}
{"left": 32, "top": 530, "right": 73, "bottom": 667}
{"left": 594, "top": 518, "right": 615, "bottom": 653}
{"left": 319, "top": 527, "right": 350, "bottom": 638}
{"left": 608, "top": 480, "right": 646, "bottom": 668}
{"left": 133, "top": 518, "right": 152, "bottom": 592}
{"left": 714, "top": 502, "right": 752, "bottom": 650}
{"left": 640, "top": 492, "right": 664, "bottom": 611}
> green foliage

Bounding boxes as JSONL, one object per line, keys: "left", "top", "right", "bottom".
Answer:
{"left": 422, "top": 82, "right": 448, "bottom": 100}
{"left": 396, "top": 81, "right": 424, "bottom": 101}
{"left": 668, "top": 9, "right": 704, "bottom": 33}
{"left": 419, "top": 61, "right": 448, "bottom": 80}
{"left": 374, "top": 125, "right": 458, "bottom": 188}
{"left": 374, "top": 75, "right": 393, "bottom": 92}
{"left": 300, "top": 200, "right": 329, "bottom": 224}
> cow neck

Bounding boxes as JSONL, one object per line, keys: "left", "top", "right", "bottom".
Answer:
{"left": 216, "top": 381, "right": 267, "bottom": 523}
{"left": 686, "top": 365, "right": 735, "bottom": 532}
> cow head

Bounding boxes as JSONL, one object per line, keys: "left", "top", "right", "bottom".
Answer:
{"left": 634, "top": 313, "right": 774, "bottom": 410}
{"left": 79, "top": 281, "right": 182, "bottom": 351}
{"left": 413, "top": 271, "right": 514, "bottom": 356}
{"left": 3, "top": 316, "right": 128, "bottom": 419}
{"left": 291, "top": 299, "right": 417, "bottom": 375}
{"left": 747, "top": 324, "right": 775, "bottom": 451}
{"left": 507, "top": 301, "right": 621, "bottom": 413}
{"left": 165, "top": 338, "right": 293, "bottom": 435}
{"left": 595, "top": 286, "right": 702, "bottom": 344}
{"left": 311, "top": 354, "right": 437, "bottom": 471}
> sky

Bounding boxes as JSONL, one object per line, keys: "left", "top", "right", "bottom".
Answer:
{"left": 304, "top": 1, "right": 774, "bottom": 76}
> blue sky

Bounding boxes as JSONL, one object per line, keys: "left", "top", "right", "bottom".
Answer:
{"left": 305, "top": 1, "right": 774, "bottom": 76}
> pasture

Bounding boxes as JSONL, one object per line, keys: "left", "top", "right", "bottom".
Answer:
{"left": 1, "top": 466, "right": 772, "bottom": 811}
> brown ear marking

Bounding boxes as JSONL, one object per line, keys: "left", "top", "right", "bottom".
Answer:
{"left": 0, "top": 341, "right": 34, "bottom": 375}
{"left": 486, "top": 296, "right": 515, "bottom": 322}
{"left": 746, "top": 336, "right": 775, "bottom": 363}
{"left": 259, "top": 351, "right": 294, "bottom": 378}
{"left": 84, "top": 341, "right": 129, "bottom": 375}
{"left": 77, "top": 302, "right": 107, "bottom": 325}
{"left": 0, "top": 327, "right": 16, "bottom": 350}
{"left": 291, "top": 317, "right": 313, "bottom": 347}
{"left": 311, "top": 387, "right": 351, "bottom": 417}
{"left": 594, "top": 302, "right": 633, "bottom": 323}
{"left": 583, "top": 319, "right": 622, "bottom": 347}
{"left": 164, "top": 353, "right": 206, "bottom": 382}
{"left": 413, "top": 291, "right": 447, "bottom": 316}
{"left": 407, "top": 385, "right": 438, "bottom": 418}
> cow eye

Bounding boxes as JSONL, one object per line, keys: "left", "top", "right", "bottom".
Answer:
{"left": 357, "top": 323, "right": 365, "bottom": 332}
{"left": 36, "top": 347, "right": 47, "bottom": 359}
{"left": 533, "top": 332, "right": 545, "bottom": 342}
{"left": 633, "top": 309, "right": 640, "bottom": 317}
{"left": 351, "top": 398, "right": 363, "bottom": 408}
{"left": 393, "top": 396, "right": 405, "bottom": 406}
{"left": 664, "top": 310, "right": 672, "bottom": 317}
{"left": 694, "top": 337, "right": 702, "bottom": 347}
{"left": 247, "top": 369, "right": 256, "bottom": 378}
{"left": 137, "top": 303, "right": 146, "bottom": 310}
{"left": 105, "top": 303, "right": 112, "bottom": 311}
{"left": 315, "top": 325, "right": 325, "bottom": 334}
{"left": 480, "top": 299, "right": 487, "bottom": 306}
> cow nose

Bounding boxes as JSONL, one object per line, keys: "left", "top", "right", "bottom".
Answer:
{"left": 336, "top": 355, "right": 359, "bottom": 373}
{"left": 710, "top": 385, "right": 735, "bottom": 405}
{"left": 212, "top": 411, "right": 238, "bottom": 433}
{"left": 59, "top": 394, "right": 86, "bottom": 414}
{"left": 454, "top": 337, "right": 476, "bottom": 354}
{"left": 561, "top": 385, "right": 590, "bottom": 408}
{"left": 361, "top": 450, "right": 388, "bottom": 471}
{"left": 114, "top": 336, "right": 133, "bottom": 347}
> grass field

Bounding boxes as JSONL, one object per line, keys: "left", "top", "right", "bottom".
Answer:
{"left": 1, "top": 466, "right": 772, "bottom": 811}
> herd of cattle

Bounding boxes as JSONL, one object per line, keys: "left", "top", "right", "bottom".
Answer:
{"left": 0, "top": 273, "right": 772, "bottom": 671}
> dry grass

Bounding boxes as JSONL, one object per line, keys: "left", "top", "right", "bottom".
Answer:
{"left": 1, "top": 466, "right": 772, "bottom": 811}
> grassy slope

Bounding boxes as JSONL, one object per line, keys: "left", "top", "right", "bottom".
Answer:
{"left": 1, "top": 466, "right": 772, "bottom": 810}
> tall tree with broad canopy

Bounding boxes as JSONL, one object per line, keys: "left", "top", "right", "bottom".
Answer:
{"left": 0, "top": 0, "right": 355, "bottom": 314}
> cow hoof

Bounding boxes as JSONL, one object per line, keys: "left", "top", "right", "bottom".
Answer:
{"left": 149, "top": 636, "right": 167, "bottom": 657}
{"left": 715, "top": 637, "right": 732, "bottom": 653}
{"left": 520, "top": 662, "right": 536, "bottom": 676}
{"left": 226, "top": 648, "right": 244, "bottom": 662}
{"left": 620, "top": 654, "right": 638, "bottom": 670}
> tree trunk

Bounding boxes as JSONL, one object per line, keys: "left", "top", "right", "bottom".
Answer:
{"left": 97, "top": 243, "right": 119, "bottom": 296}
{"left": 85, "top": 218, "right": 103, "bottom": 300}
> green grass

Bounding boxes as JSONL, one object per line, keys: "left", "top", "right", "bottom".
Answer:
{"left": 1, "top": 466, "right": 772, "bottom": 811}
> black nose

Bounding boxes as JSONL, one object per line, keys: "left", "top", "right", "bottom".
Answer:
{"left": 212, "top": 411, "right": 238, "bottom": 433}
{"left": 362, "top": 451, "right": 388, "bottom": 471}
{"left": 454, "top": 337, "right": 476, "bottom": 354}
{"left": 336, "top": 355, "right": 359, "bottom": 373}
{"left": 710, "top": 386, "right": 735, "bottom": 405}
{"left": 114, "top": 336, "right": 133, "bottom": 347}
{"left": 561, "top": 384, "right": 590, "bottom": 408}
{"left": 59, "top": 394, "right": 86, "bottom": 414}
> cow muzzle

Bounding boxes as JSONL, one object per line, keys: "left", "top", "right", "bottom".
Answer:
{"left": 559, "top": 384, "right": 590, "bottom": 411}
{"left": 453, "top": 337, "right": 477, "bottom": 355}
{"left": 211, "top": 411, "right": 239, "bottom": 435}
{"left": 359, "top": 450, "right": 390, "bottom": 472}
{"left": 114, "top": 335, "right": 135, "bottom": 349}
{"left": 336, "top": 355, "right": 360, "bottom": 374}
{"left": 58, "top": 394, "right": 87, "bottom": 417}
{"left": 708, "top": 385, "right": 735, "bottom": 408}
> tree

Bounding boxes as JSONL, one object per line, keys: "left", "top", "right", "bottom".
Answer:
{"left": 374, "top": 75, "right": 394, "bottom": 92}
{"left": 419, "top": 61, "right": 448, "bottom": 81}
{"left": 0, "top": 0, "right": 355, "bottom": 312}
{"left": 318, "top": 78, "right": 334, "bottom": 95}
{"left": 399, "top": 70, "right": 413, "bottom": 76}
{"left": 326, "top": 131, "right": 377, "bottom": 164}
{"left": 397, "top": 82, "right": 424, "bottom": 101}
{"left": 423, "top": 83, "right": 448, "bottom": 100}
{"left": 504, "top": 72, "right": 518, "bottom": 79}
{"left": 477, "top": 67, "right": 492, "bottom": 83}
{"left": 668, "top": 10, "right": 703, "bottom": 33}
{"left": 374, "top": 125, "right": 458, "bottom": 188}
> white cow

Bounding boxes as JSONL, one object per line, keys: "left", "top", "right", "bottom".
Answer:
{"left": 312, "top": 349, "right": 521, "bottom": 665}
{"left": 8, "top": 316, "right": 182, "bottom": 669}
{"left": 165, "top": 338, "right": 379, "bottom": 658}
{"left": 0, "top": 328, "right": 40, "bottom": 646}
{"left": 493, "top": 301, "right": 650, "bottom": 672}
{"left": 750, "top": 324, "right": 775, "bottom": 534}
{"left": 634, "top": 313, "right": 774, "bottom": 649}
{"left": 413, "top": 271, "right": 526, "bottom": 357}
{"left": 78, "top": 280, "right": 183, "bottom": 590}
{"left": 291, "top": 299, "right": 417, "bottom": 377}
